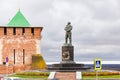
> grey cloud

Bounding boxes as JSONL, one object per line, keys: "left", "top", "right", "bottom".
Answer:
{"left": 75, "top": 52, "right": 120, "bottom": 61}
{"left": 0, "top": 0, "right": 120, "bottom": 62}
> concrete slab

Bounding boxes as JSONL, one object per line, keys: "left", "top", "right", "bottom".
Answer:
{"left": 76, "top": 71, "right": 82, "bottom": 80}
{"left": 48, "top": 71, "right": 56, "bottom": 80}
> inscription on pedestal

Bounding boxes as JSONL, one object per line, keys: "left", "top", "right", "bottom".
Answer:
{"left": 62, "top": 46, "right": 74, "bottom": 61}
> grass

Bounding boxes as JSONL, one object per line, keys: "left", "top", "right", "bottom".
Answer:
{"left": 9, "top": 72, "right": 49, "bottom": 79}
{"left": 9, "top": 71, "right": 120, "bottom": 79}
{"left": 9, "top": 75, "right": 47, "bottom": 78}
{"left": 82, "top": 71, "right": 120, "bottom": 79}
{"left": 83, "top": 75, "right": 120, "bottom": 79}
{"left": 16, "top": 72, "right": 49, "bottom": 76}
{"left": 82, "top": 71, "right": 119, "bottom": 76}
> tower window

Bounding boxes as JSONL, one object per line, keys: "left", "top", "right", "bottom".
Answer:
{"left": 14, "top": 49, "right": 15, "bottom": 64}
{"left": 22, "top": 28, "right": 25, "bottom": 35}
{"left": 31, "top": 28, "right": 34, "bottom": 35}
{"left": 13, "top": 28, "right": 16, "bottom": 35}
{"left": 4, "top": 27, "right": 7, "bottom": 35}
{"left": 23, "top": 49, "right": 25, "bottom": 64}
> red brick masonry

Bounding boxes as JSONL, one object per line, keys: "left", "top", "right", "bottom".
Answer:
{"left": 0, "top": 27, "right": 42, "bottom": 74}
{"left": 0, "top": 65, "right": 32, "bottom": 74}
{"left": 55, "top": 72, "right": 76, "bottom": 80}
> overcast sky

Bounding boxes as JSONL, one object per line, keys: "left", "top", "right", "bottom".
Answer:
{"left": 0, "top": 0, "right": 120, "bottom": 62}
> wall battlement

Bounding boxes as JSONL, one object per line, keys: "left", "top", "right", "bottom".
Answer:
{"left": 0, "top": 27, "right": 42, "bottom": 39}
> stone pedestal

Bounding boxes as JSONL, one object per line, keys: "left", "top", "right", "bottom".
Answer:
{"left": 48, "top": 44, "right": 91, "bottom": 71}
{"left": 61, "top": 45, "right": 75, "bottom": 64}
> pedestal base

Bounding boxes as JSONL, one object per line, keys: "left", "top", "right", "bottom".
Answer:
{"left": 60, "top": 61, "right": 75, "bottom": 64}
{"left": 48, "top": 63, "right": 90, "bottom": 71}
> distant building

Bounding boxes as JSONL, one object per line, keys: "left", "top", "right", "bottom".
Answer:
{"left": 0, "top": 10, "right": 43, "bottom": 73}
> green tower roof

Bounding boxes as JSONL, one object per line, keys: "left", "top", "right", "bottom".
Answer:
{"left": 7, "top": 10, "right": 31, "bottom": 27}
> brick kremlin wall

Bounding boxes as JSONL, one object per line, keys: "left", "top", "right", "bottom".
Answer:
{"left": 0, "top": 65, "right": 32, "bottom": 74}
{"left": 0, "top": 27, "right": 43, "bottom": 74}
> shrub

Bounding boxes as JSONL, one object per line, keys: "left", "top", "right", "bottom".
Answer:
{"left": 16, "top": 72, "right": 49, "bottom": 76}
{"left": 82, "top": 71, "right": 119, "bottom": 76}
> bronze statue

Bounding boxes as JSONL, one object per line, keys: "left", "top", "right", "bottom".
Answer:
{"left": 64, "top": 22, "right": 72, "bottom": 44}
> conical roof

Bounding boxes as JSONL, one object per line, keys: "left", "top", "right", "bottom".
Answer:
{"left": 7, "top": 10, "right": 31, "bottom": 27}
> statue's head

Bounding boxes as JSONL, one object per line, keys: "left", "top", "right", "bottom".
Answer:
{"left": 68, "top": 22, "right": 71, "bottom": 25}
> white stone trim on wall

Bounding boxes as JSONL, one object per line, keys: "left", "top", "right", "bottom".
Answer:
{"left": 36, "top": 40, "right": 41, "bottom": 54}
{"left": 0, "top": 39, "right": 3, "bottom": 64}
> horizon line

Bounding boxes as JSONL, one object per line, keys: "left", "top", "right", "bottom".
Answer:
{"left": 46, "top": 61, "right": 120, "bottom": 64}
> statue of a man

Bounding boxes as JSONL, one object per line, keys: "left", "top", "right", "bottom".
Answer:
{"left": 64, "top": 22, "right": 72, "bottom": 44}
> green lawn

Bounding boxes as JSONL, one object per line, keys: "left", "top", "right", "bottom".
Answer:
{"left": 83, "top": 75, "right": 120, "bottom": 79}
{"left": 82, "top": 71, "right": 120, "bottom": 79}
{"left": 9, "top": 71, "right": 120, "bottom": 79}
{"left": 10, "top": 74, "right": 120, "bottom": 79}
{"left": 9, "top": 72, "right": 49, "bottom": 79}
{"left": 9, "top": 74, "right": 48, "bottom": 78}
